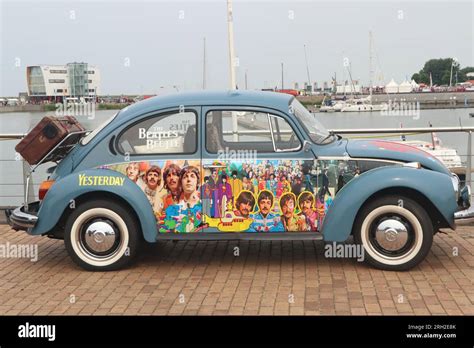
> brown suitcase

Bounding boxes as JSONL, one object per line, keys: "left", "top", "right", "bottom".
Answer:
{"left": 15, "top": 116, "right": 85, "bottom": 165}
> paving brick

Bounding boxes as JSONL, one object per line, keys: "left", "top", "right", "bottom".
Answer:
{"left": 0, "top": 225, "right": 472, "bottom": 315}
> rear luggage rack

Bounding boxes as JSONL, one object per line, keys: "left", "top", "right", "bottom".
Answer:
{"left": 23, "top": 130, "right": 88, "bottom": 210}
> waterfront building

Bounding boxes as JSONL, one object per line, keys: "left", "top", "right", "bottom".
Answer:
{"left": 26, "top": 62, "right": 100, "bottom": 101}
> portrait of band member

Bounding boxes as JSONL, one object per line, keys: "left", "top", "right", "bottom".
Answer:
{"left": 163, "top": 163, "right": 182, "bottom": 211}
{"left": 280, "top": 192, "right": 307, "bottom": 232}
{"left": 143, "top": 165, "right": 164, "bottom": 214}
{"left": 249, "top": 190, "right": 284, "bottom": 232}
{"left": 234, "top": 190, "right": 255, "bottom": 218}
{"left": 298, "top": 191, "right": 318, "bottom": 232}
{"left": 179, "top": 165, "right": 200, "bottom": 208}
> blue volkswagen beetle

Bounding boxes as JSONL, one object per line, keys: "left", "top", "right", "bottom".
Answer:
{"left": 6, "top": 91, "right": 471, "bottom": 271}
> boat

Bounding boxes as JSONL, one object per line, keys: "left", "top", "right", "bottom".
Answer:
{"left": 396, "top": 132, "right": 464, "bottom": 175}
{"left": 340, "top": 96, "right": 387, "bottom": 112}
{"left": 319, "top": 97, "right": 347, "bottom": 112}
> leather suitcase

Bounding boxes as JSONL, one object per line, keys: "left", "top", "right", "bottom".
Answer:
{"left": 15, "top": 116, "right": 85, "bottom": 165}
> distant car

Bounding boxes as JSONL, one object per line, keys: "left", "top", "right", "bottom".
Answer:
{"left": 6, "top": 91, "right": 472, "bottom": 271}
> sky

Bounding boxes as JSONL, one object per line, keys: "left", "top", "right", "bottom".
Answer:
{"left": 0, "top": 0, "right": 473, "bottom": 96}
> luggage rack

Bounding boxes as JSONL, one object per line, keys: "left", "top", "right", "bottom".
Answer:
{"left": 24, "top": 130, "right": 89, "bottom": 210}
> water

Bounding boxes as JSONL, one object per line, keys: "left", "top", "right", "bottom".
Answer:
{"left": 319, "top": 107, "right": 474, "bottom": 157}
{"left": 1, "top": 108, "right": 473, "bottom": 206}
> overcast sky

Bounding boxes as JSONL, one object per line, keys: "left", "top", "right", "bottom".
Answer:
{"left": 0, "top": 0, "right": 473, "bottom": 96}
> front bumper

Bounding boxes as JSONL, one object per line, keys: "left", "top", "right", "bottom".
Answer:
{"left": 5, "top": 202, "right": 39, "bottom": 231}
{"left": 454, "top": 185, "right": 473, "bottom": 225}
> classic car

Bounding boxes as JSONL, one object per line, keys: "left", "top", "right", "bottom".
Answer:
{"left": 6, "top": 90, "right": 472, "bottom": 271}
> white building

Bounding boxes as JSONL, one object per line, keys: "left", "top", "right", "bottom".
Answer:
{"left": 336, "top": 84, "right": 361, "bottom": 94}
{"left": 27, "top": 62, "right": 100, "bottom": 99}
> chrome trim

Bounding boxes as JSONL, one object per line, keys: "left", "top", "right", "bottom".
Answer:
{"left": 402, "top": 162, "right": 421, "bottom": 169}
{"left": 317, "top": 156, "right": 403, "bottom": 164}
{"left": 454, "top": 205, "right": 474, "bottom": 224}
{"left": 83, "top": 221, "right": 118, "bottom": 254}
{"left": 374, "top": 219, "right": 409, "bottom": 251}
{"left": 451, "top": 174, "right": 460, "bottom": 198}
{"left": 8, "top": 206, "right": 38, "bottom": 229}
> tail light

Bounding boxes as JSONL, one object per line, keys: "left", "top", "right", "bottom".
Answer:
{"left": 39, "top": 180, "right": 55, "bottom": 200}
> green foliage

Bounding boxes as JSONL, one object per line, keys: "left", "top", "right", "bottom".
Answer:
{"left": 411, "top": 58, "right": 462, "bottom": 85}
{"left": 98, "top": 103, "right": 128, "bottom": 110}
{"left": 43, "top": 104, "right": 57, "bottom": 112}
{"left": 459, "top": 67, "right": 474, "bottom": 82}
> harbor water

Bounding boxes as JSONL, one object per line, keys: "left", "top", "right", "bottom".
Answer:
{"left": 1, "top": 107, "right": 473, "bottom": 206}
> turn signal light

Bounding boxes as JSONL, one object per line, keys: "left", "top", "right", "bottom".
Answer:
{"left": 39, "top": 180, "right": 55, "bottom": 200}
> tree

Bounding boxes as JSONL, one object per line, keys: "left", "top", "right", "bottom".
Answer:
{"left": 411, "top": 58, "right": 461, "bottom": 85}
{"left": 459, "top": 67, "right": 474, "bottom": 82}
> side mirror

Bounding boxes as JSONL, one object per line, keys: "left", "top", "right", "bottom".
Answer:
{"left": 303, "top": 140, "right": 312, "bottom": 152}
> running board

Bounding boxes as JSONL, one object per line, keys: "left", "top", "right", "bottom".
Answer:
{"left": 156, "top": 232, "right": 324, "bottom": 241}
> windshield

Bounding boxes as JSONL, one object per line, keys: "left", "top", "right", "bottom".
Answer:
{"left": 81, "top": 112, "right": 119, "bottom": 145}
{"left": 291, "top": 99, "right": 334, "bottom": 144}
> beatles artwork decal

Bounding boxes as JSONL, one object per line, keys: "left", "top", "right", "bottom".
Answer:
{"left": 102, "top": 159, "right": 376, "bottom": 233}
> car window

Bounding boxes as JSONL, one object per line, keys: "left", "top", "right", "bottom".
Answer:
{"left": 81, "top": 112, "right": 118, "bottom": 145}
{"left": 117, "top": 111, "right": 197, "bottom": 155}
{"left": 270, "top": 115, "right": 301, "bottom": 151}
{"left": 206, "top": 110, "right": 300, "bottom": 153}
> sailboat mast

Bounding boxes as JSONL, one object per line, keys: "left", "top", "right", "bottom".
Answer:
{"left": 203, "top": 37, "right": 206, "bottom": 90}
{"left": 304, "top": 44, "right": 311, "bottom": 90}
{"left": 369, "top": 31, "right": 374, "bottom": 97}
{"left": 281, "top": 62, "right": 284, "bottom": 89}
{"left": 227, "top": 0, "right": 237, "bottom": 90}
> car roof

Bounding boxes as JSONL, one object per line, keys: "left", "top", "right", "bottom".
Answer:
{"left": 116, "top": 90, "right": 294, "bottom": 121}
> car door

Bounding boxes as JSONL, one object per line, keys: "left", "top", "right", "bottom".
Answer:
{"left": 111, "top": 106, "right": 202, "bottom": 233}
{"left": 201, "top": 106, "right": 317, "bottom": 233}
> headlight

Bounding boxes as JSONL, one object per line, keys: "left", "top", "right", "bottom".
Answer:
{"left": 451, "top": 174, "right": 460, "bottom": 198}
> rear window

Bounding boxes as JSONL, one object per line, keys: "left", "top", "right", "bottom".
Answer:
{"left": 117, "top": 110, "right": 197, "bottom": 155}
{"left": 81, "top": 112, "right": 119, "bottom": 145}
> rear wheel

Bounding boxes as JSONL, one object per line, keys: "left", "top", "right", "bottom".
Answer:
{"left": 64, "top": 199, "right": 141, "bottom": 271}
{"left": 353, "top": 195, "right": 433, "bottom": 271}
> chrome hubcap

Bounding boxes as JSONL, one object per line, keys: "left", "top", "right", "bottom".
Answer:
{"left": 81, "top": 219, "right": 120, "bottom": 256}
{"left": 375, "top": 219, "right": 408, "bottom": 251}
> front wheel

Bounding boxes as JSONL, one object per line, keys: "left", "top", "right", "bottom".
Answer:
{"left": 353, "top": 195, "right": 433, "bottom": 271}
{"left": 64, "top": 199, "right": 141, "bottom": 271}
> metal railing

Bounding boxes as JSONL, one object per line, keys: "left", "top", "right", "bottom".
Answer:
{"left": 1, "top": 126, "right": 474, "bottom": 207}
{"left": 329, "top": 126, "right": 474, "bottom": 190}
{"left": 0, "top": 134, "right": 34, "bottom": 208}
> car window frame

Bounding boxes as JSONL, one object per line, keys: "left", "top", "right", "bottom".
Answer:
{"left": 204, "top": 108, "right": 302, "bottom": 154}
{"left": 114, "top": 108, "right": 199, "bottom": 157}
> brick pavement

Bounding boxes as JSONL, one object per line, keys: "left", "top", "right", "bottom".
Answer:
{"left": 0, "top": 224, "right": 472, "bottom": 315}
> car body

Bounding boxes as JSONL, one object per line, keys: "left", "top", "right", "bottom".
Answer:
{"left": 6, "top": 90, "right": 472, "bottom": 271}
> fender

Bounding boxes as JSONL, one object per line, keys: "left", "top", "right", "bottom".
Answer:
{"left": 321, "top": 166, "right": 457, "bottom": 242}
{"left": 31, "top": 169, "right": 158, "bottom": 242}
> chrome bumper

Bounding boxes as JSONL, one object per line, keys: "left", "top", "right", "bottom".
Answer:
{"left": 454, "top": 185, "right": 473, "bottom": 225}
{"left": 5, "top": 204, "right": 38, "bottom": 231}
{"left": 454, "top": 206, "right": 474, "bottom": 225}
